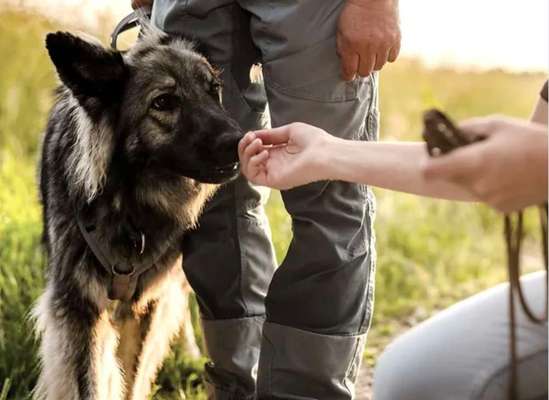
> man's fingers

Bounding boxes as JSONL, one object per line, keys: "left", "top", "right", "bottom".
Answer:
{"left": 358, "top": 53, "right": 375, "bottom": 77}
{"left": 388, "top": 42, "right": 401, "bottom": 63}
{"left": 423, "top": 146, "right": 483, "bottom": 181}
{"left": 336, "top": 35, "right": 359, "bottom": 81}
{"left": 253, "top": 126, "right": 291, "bottom": 146}
{"left": 374, "top": 48, "right": 389, "bottom": 71}
{"left": 341, "top": 52, "right": 359, "bottom": 81}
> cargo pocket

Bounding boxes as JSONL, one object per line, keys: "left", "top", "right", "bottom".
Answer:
{"left": 263, "top": 36, "right": 370, "bottom": 103}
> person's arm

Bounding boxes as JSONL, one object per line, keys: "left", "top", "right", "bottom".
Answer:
{"left": 238, "top": 123, "right": 473, "bottom": 200}
{"left": 239, "top": 87, "right": 548, "bottom": 211}
{"left": 337, "top": 0, "right": 401, "bottom": 80}
{"left": 322, "top": 139, "right": 473, "bottom": 200}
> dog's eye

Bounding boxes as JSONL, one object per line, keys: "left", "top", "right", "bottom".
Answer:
{"left": 211, "top": 81, "right": 221, "bottom": 92}
{"left": 151, "top": 94, "right": 178, "bottom": 112}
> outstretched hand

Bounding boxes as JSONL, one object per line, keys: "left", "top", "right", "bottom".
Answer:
{"left": 423, "top": 116, "right": 548, "bottom": 213}
{"left": 238, "top": 123, "right": 333, "bottom": 190}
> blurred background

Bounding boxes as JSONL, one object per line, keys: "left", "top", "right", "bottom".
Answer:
{"left": 0, "top": 0, "right": 546, "bottom": 399}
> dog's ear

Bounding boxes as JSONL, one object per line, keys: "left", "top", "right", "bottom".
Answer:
{"left": 46, "top": 32, "right": 127, "bottom": 99}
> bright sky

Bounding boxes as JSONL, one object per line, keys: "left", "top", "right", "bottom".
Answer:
{"left": 399, "top": 0, "right": 548, "bottom": 72}
{"left": 15, "top": 0, "right": 549, "bottom": 72}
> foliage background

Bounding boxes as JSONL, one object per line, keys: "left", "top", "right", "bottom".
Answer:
{"left": 0, "top": 7, "right": 545, "bottom": 399}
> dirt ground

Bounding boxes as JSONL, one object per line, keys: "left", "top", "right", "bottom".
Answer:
{"left": 355, "top": 365, "right": 373, "bottom": 400}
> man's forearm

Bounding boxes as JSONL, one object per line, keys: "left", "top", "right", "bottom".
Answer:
{"left": 319, "top": 139, "right": 475, "bottom": 201}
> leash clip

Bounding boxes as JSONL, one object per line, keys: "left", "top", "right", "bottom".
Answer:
{"left": 110, "top": 6, "right": 152, "bottom": 50}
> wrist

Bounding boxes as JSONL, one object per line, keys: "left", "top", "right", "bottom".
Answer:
{"left": 313, "top": 136, "right": 347, "bottom": 181}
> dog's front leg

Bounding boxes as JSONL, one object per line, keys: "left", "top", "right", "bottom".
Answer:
{"left": 114, "top": 303, "right": 145, "bottom": 397}
{"left": 126, "top": 268, "right": 189, "bottom": 400}
{"left": 33, "top": 280, "right": 124, "bottom": 400}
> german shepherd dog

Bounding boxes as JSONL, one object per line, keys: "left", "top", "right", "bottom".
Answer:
{"left": 33, "top": 24, "right": 242, "bottom": 400}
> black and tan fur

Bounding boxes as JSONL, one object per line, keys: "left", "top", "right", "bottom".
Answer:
{"left": 33, "top": 25, "right": 242, "bottom": 400}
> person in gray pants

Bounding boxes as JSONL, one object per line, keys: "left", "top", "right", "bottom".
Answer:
{"left": 131, "top": 0, "right": 400, "bottom": 398}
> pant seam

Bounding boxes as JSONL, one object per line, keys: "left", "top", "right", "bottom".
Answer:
{"left": 357, "top": 201, "right": 375, "bottom": 333}
{"left": 261, "top": 332, "right": 275, "bottom": 396}
{"left": 263, "top": 80, "right": 361, "bottom": 104}
{"left": 264, "top": 321, "right": 367, "bottom": 339}
{"left": 231, "top": 181, "right": 250, "bottom": 317}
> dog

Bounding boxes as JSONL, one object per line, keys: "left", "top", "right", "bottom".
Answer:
{"left": 33, "top": 24, "right": 243, "bottom": 400}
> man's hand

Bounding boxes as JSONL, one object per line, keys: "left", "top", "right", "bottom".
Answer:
{"left": 238, "top": 123, "right": 334, "bottom": 190}
{"left": 423, "top": 117, "right": 548, "bottom": 213}
{"left": 131, "top": 0, "right": 153, "bottom": 10}
{"left": 337, "top": 0, "right": 401, "bottom": 80}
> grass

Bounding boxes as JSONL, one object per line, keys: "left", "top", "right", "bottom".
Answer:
{"left": 0, "top": 6, "right": 546, "bottom": 399}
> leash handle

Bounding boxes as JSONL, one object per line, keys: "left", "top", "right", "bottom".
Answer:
{"left": 422, "top": 108, "right": 484, "bottom": 156}
{"left": 110, "top": 6, "right": 152, "bottom": 50}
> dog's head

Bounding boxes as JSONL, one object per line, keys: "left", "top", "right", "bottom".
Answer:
{"left": 45, "top": 29, "right": 243, "bottom": 190}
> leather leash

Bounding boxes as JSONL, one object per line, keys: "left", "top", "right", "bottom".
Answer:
{"left": 505, "top": 206, "right": 548, "bottom": 399}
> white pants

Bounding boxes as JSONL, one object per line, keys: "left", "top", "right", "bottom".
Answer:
{"left": 373, "top": 272, "right": 548, "bottom": 400}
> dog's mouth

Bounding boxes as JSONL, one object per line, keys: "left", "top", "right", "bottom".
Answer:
{"left": 188, "top": 162, "right": 240, "bottom": 184}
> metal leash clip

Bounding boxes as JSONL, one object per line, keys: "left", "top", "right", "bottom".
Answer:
{"left": 110, "top": 6, "right": 152, "bottom": 50}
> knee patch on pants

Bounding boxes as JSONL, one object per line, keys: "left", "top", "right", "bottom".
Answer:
{"left": 266, "top": 180, "right": 376, "bottom": 335}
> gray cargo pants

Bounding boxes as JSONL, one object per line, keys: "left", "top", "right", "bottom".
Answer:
{"left": 152, "top": 1, "right": 378, "bottom": 398}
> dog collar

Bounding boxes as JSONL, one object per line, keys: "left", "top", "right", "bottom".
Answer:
{"left": 75, "top": 205, "right": 153, "bottom": 301}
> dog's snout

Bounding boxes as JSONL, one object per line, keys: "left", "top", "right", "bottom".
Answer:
{"left": 190, "top": 107, "right": 244, "bottom": 167}
{"left": 216, "top": 130, "right": 243, "bottom": 164}
{"left": 212, "top": 114, "right": 244, "bottom": 164}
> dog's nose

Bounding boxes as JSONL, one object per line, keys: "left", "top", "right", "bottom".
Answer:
{"left": 216, "top": 131, "right": 242, "bottom": 164}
